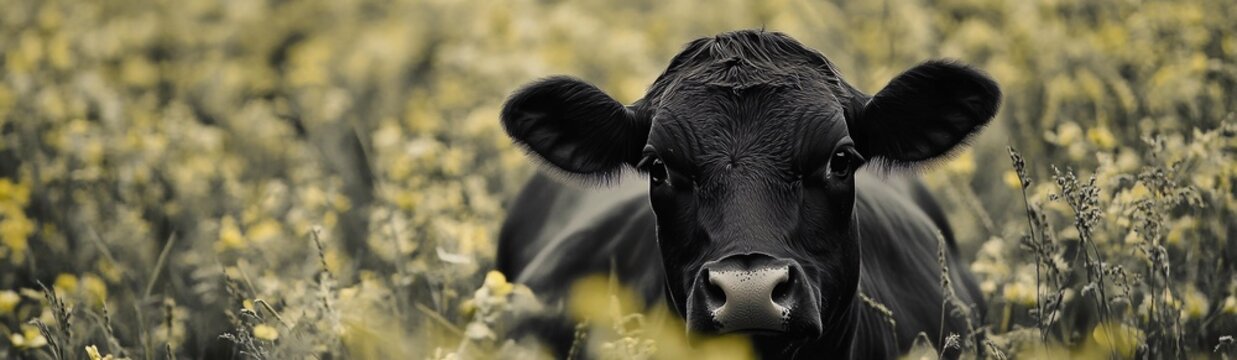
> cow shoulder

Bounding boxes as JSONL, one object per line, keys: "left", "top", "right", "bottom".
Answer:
{"left": 852, "top": 170, "right": 976, "bottom": 351}
{"left": 498, "top": 173, "right": 663, "bottom": 304}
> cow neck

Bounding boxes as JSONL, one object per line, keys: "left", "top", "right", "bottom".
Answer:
{"left": 798, "top": 221, "right": 873, "bottom": 358}
{"left": 816, "top": 286, "right": 863, "bottom": 357}
{"left": 793, "top": 287, "right": 903, "bottom": 359}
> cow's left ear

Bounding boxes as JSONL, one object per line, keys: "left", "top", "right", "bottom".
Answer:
{"left": 851, "top": 60, "right": 1001, "bottom": 169}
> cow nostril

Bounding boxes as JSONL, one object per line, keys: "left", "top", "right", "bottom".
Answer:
{"left": 771, "top": 275, "right": 793, "bottom": 304}
{"left": 705, "top": 276, "right": 727, "bottom": 308}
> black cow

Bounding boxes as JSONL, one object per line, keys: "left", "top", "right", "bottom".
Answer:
{"left": 496, "top": 30, "right": 999, "bottom": 359}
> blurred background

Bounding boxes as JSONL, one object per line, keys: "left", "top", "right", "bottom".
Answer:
{"left": 0, "top": 0, "right": 1232, "bottom": 358}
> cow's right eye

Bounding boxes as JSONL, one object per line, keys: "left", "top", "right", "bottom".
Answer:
{"left": 829, "top": 151, "right": 853, "bottom": 178}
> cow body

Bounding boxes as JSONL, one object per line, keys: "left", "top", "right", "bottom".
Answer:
{"left": 495, "top": 30, "right": 999, "bottom": 359}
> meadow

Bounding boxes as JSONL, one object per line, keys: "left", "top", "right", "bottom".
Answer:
{"left": 0, "top": 0, "right": 1233, "bottom": 358}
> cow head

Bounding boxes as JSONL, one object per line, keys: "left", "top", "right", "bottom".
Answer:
{"left": 500, "top": 30, "right": 999, "bottom": 350}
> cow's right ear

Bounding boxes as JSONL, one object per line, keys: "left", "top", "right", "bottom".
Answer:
{"left": 501, "top": 76, "right": 651, "bottom": 181}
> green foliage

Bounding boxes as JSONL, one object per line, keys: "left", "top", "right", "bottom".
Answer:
{"left": 0, "top": 0, "right": 1232, "bottom": 358}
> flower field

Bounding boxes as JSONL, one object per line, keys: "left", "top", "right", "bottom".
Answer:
{"left": 0, "top": 0, "right": 1233, "bottom": 358}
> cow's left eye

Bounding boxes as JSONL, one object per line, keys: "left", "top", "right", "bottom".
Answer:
{"left": 638, "top": 156, "right": 668, "bottom": 185}
{"left": 829, "top": 151, "right": 853, "bottom": 178}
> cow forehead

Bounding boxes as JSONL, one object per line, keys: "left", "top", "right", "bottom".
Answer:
{"left": 640, "top": 31, "right": 857, "bottom": 172}
{"left": 649, "top": 85, "right": 847, "bottom": 167}
{"left": 655, "top": 81, "right": 842, "bottom": 122}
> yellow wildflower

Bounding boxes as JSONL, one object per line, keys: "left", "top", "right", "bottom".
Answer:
{"left": 97, "top": 258, "right": 124, "bottom": 283}
{"left": 323, "top": 248, "right": 344, "bottom": 275}
{"left": 1128, "top": 183, "right": 1150, "bottom": 199}
{"left": 245, "top": 219, "right": 282, "bottom": 244}
{"left": 979, "top": 280, "right": 997, "bottom": 296}
{"left": 1222, "top": 296, "right": 1237, "bottom": 315}
{"left": 0, "top": 290, "right": 19, "bottom": 314}
{"left": 1165, "top": 216, "right": 1197, "bottom": 247}
{"left": 459, "top": 298, "right": 477, "bottom": 318}
{"left": 1162, "top": 288, "right": 1180, "bottom": 309}
{"left": 214, "top": 216, "right": 245, "bottom": 252}
{"left": 331, "top": 193, "right": 352, "bottom": 212}
{"left": 1052, "top": 122, "right": 1082, "bottom": 145}
{"left": 1181, "top": 287, "right": 1209, "bottom": 321}
{"left": 85, "top": 345, "right": 115, "bottom": 360}
{"left": 1003, "top": 170, "right": 1022, "bottom": 189}
{"left": 0, "top": 210, "right": 34, "bottom": 265}
{"left": 121, "top": 55, "right": 158, "bottom": 88}
{"left": 1087, "top": 126, "right": 1117, "bottom": 150}
{"left": 1090, "top": 322, "right": 1143, "bottom": 358}
{"left": 54, "top": 273, "right": 78, "bottom": 294}
{"left": 10, "top": 324, "right": 47, "bottom": 350}
{"left": 82, "top": 274, "right": 108, "bottom": 307}
{"left": 0, "top": 178, "right": 30, "bottom": 205}
{"left": 1002, "top": 282, "right": 1037, "bottom": 307}
{"left": 484, "top": 270, "right": 513, "bottom": 298}
{"left": 253, "top": 324, "right": 280, "bottom": 341}
{"left": 19, "top": 288, "right": 41, "bottom": 299}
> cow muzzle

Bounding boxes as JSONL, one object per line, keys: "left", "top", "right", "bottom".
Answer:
{"left": 686, "top": 253, "right": 821, "bottom": 336}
